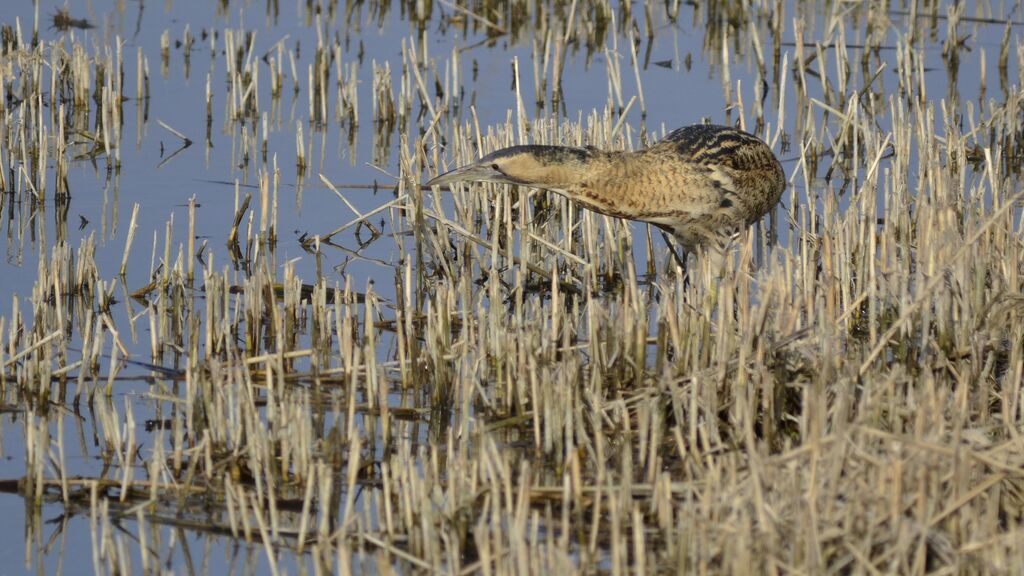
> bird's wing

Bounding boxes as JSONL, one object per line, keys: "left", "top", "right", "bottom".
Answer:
{"left": 663, "top": 165, "right": 738, "bottom": 217}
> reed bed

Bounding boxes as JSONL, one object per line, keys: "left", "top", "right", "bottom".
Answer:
{"left": 1, "top": 0, "right": 1024, "bottom": 574}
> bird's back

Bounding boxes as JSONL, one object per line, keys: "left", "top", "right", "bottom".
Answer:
{"left": 638, "top": 124, "right": 785, "bottom": 250}
{"left": 425, "top": 123, "right": 785, "bottom": 254}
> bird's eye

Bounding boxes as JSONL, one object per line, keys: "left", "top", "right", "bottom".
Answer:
{"left": 490, "top": 163, "right": 500, "bottom": 171}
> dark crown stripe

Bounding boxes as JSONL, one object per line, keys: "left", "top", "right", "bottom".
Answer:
{"left": 482, "top": 145, "right": 593, "bottom": 165}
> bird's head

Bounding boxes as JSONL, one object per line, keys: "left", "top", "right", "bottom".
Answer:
{"left": 426, "top": 145, "right": 598, "bottom": 191}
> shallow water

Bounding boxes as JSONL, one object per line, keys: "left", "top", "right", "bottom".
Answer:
{"left": 1, "top": 0, "right": 1022, "bottom": 573}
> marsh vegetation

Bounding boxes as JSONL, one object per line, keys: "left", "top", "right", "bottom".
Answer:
{"left": 1, "top": 0, "right": 1023, "bottom": 573}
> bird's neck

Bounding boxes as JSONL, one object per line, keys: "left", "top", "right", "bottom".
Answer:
{"left": 530, "top": 149, "right": 641, "bottom": 218}
{"left": 524, "top": 148, "right": 628, "bottom": 192}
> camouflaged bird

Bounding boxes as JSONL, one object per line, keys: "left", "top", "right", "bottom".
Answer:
{"left": 426, "top": 124, "right": 785, "bottom": 252}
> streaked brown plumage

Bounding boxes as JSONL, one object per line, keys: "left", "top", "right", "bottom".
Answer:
{"left": 426, "top": 124, "right": 785, "bottom": 252}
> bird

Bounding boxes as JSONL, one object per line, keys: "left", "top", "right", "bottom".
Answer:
{"left": 425, "top": 124, "right": 785, "bottom": 257}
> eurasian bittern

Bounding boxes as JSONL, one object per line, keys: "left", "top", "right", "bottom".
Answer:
{"left": 426, "top": 124, "right": 785, "bottom": 255}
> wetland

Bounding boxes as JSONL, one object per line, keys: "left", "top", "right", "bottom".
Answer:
{"left": 1, "top": 0, "right": 1024, "bottom": 574}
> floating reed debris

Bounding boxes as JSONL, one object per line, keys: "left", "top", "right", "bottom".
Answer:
{"left": 50, "top": 8, "right": 93, "bottom": 31}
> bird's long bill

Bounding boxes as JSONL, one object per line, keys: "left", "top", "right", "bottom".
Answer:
{"left": 425, "top": 161, "right": 505, "bottom": 188}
